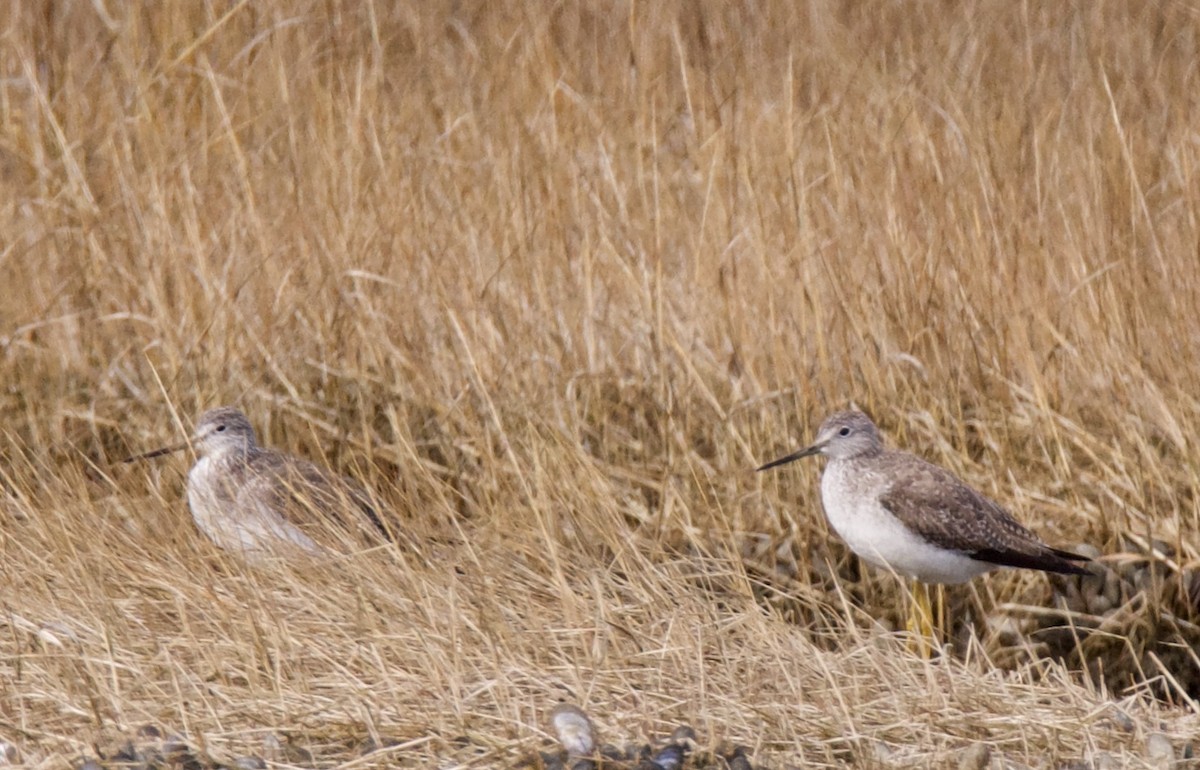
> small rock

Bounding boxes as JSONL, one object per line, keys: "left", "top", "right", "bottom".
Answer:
{"left": 727, "top": 747, "right": 754, "bottom": 770}
{"left": 279, "top": 742, "right": 313, "bottom": 765}
{"left": 233, "top": 757, "right": 266, "bottom": 770}
{"left": 1059, "top": 579, "right": 1086, "bottom": 612}
{"left": 110, "top": 741, "right": 140, "bottom": 763}
{"left": 957, "top": 742, "right": 991, "bottom": 770}
{"left": 163, "top": 734, "right": 191, "bottom": 756}
{"left": 1184, "top": 570, "right": 1200, "bottom": 612}
{"left": 1086, "top": 592, "right": 1113, "bottom": 615}
{"left": 160, "top": 735, "right": 204, "bottom": 770}
{"left": 1090, "top": 751, "right": 1117, "bottom": 770}
{"left": 78, "top": 760, "right": 104, "bottom": 770}
{"left": 534, "top": 750, "right": 566, "bottom": 770}
{"left": 0, "top": 743, "right": 19, "bottom": 765}
{"left": 1102, "top": 570, "right": 1123, "bottom": 608}
{"left": 1146, "top": 732, "right": 1174, "bottom": 765}
{"left": 548, "top": 704, "right": 596, "bottom": 757}
{"left": 1108, "top": 708, "right": 1135, "bottom": 732}
{"left": 649, "top": 744, "right": 684, "bottom": 770}
{"left": 669, "top": 725, "right": 697, "bottom": 749}
{"left": 599, "top": 744, "right": 628, "bottom": 761}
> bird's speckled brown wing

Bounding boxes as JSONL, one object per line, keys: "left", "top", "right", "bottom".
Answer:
{"left": 243, "top": 450, "right": 391, "bottom": 547}
{"left": 876, "top": 452, "right": 1088, "bottom": 574}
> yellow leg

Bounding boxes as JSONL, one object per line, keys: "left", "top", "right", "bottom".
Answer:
{"left": 935, "top": 583, "right": 947, "bottom": 639}
{"left": 905, "top": 580, "right": 938, "bottom": 657}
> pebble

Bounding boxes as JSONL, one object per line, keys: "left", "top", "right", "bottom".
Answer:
{"left": 727, "top": 747, "right": 753, "bottom": 770}
{"left": 163, "top": 733, "right": 192, "bottom": 756}
{"left": 233, "top": 757, "right": 266, "bottom": 770}
{"left": 1185, "top": 570, "right": 1200, "bottom": 611}
{"left": 1145, "top": 732, "right": 1174, "bottom": 766}
{"left": 1102, "top": 569, "right": 1123, "bottom": 607}
{"left": 648, "top": 744, "right": 685, "bottom": 770}
{"left": 1107, "top": 707, "right": 1135, "bottom": 732}
{"left": 599, "top": 744, "right": 628, "bottom": 761}
{"left": 110, "top": 741, "right": 141, "bottom": 764}
{"left": 1089, "top": 752, "right": 1117, "bottom": 770}
{"left": 548, "top": 704, "right": 596, "bottom": 757}
{"left": 669, "top": 725, "right": 697, "bottom": 749}
{"left": 0, "top": 743, "right": 18, "bottom": 765}
{"left": 1086, "top": 592, "right": 1114, "bottom": 615}
{"left": 527, "top": 711, "right": 760, "bottom": 770}
{"left": 957, "top": 742, "right": 991, "bottom": 770}
{"left": 534, "top": 752, "right": 565, "bottom": 770}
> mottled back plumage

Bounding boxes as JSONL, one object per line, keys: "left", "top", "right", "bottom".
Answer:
{"left": 871, "top": 449, "right": 1085, "bottom": 573}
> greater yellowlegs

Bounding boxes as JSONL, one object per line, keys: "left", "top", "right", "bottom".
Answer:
{"left": 126, "top": 407, "right": 388, "bottom": 560}
{"left": 758, "top": 410, "right": 1089, "bottom": 644}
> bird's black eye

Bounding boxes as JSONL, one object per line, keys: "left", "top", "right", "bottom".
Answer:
{"left": 838, "top": 427, "right": 851, "bottom": 437}
{"left": 216, "top": 424, "right": 226, "bottom": 432}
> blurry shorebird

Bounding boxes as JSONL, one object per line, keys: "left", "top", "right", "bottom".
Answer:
{"left": 758, "top": 410, "right": 1089, "bottom": 646}
{"left": 125, "top": 406, "right": 388, "bottom": 560}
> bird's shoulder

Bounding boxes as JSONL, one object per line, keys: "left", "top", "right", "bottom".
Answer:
{"left": 241, "top": 449, "right": 387, "bottom": 541}
{"left": 243, "top": 449, "right": 349, "bottom": 495}
{"left": 875, "top": 450, "right": 1038, "bottom": 550}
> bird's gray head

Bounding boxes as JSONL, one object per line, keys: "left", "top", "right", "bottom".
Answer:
{"left": 757, "top": 410, "right": 884, "bottom": 471}
{"left": 811, "top": 410, "right": 884, "bottom": 459}
{"left": 192, "top": 407, "right": 258, "bottom": 458}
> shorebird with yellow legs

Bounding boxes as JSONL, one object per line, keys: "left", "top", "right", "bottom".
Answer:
{"left": 125, "top": 406, "right": 390, "bottom": 562}
{"left": 757, "top": 410, "right": 1090, "bottom": 653}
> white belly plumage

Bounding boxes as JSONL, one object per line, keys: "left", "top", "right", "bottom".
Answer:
{"left": 187, "top": 457, "right": 320, "bottom": 558}
{"left": 820, "top": 461, "right": 992, "bottom": 584}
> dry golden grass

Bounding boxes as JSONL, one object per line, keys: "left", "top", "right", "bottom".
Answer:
{"left": 3, "top": 1, "right": 1200, "bottom": 767}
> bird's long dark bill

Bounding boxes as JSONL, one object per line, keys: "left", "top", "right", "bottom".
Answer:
{"left": 756, "top": 444, "right": 822, "bottom": 472}
{"left": 121, "top": 442, "right": 188, "bottom": 463}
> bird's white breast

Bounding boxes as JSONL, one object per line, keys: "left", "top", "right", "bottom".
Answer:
{"left": 187, "top": 455, "right": 320, "bottom": 558}
{"left": 188, "top": 457, "right": 237, "bottom": 549}
{"left": 820, "top": 459, "right": 992, "bottom": 584}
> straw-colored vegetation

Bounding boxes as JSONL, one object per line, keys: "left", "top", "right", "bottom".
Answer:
{"left": 3, "top": 2, "right": 1200, "bottom": 767}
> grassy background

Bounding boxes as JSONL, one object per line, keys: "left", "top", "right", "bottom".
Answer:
{"left": 2, "top": 1, "right": 1200, "bottom": 766}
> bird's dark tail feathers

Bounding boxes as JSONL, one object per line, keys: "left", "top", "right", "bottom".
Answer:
{"left": 971, "top": 547, "right": 1093, "bottom": 576}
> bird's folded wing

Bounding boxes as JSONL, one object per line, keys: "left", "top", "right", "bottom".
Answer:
{"left": 876, "top": 458, "right": 1053, "bottom": 561}
{"left": 248, "top": 452, "right": 390, "bottom": 543}
{"left": 232, "top": 477, "right": 323, "bottom": 553}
